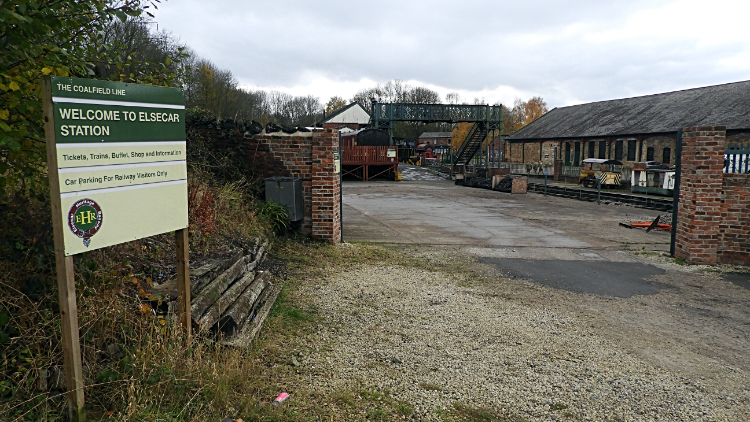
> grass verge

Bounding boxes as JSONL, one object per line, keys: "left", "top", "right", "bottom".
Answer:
{"left": 1, "top": 226, "right": 517, "bottom": 421}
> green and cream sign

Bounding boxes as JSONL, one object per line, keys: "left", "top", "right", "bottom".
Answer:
{"left": 46, "top": 76, "right": 188, "bottom": 255}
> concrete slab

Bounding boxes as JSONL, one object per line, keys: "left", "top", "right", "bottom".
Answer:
{"left": 342, "top": 179, "right": 669, "bottom": 251}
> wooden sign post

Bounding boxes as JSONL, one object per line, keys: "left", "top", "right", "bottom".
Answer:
{"left": 41, "top": 76, "right": 191, "bottom": 421}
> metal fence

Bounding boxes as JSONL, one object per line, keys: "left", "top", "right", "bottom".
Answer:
{"left": 725, "top": 143, "right": 750, "bottom": 173}
{"left": 561, "top": 166, "right": 581, "bottom": 178}
{"left": 498, "top": 163, "right": 552, "bottom": 175}
{"left": 499, "top": 163, "right": 527, "bottom": 174}
{"left": 493, "top": 164, "right": 633, "bottom": 182}
{"left": 561, "top": 165, "right": 632, "bottom": 182}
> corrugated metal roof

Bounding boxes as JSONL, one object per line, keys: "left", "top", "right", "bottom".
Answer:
{"left": 509, "top": 80, "right": 750, "bottom": 140}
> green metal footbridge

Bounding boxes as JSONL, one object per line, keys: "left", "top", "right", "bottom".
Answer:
{"left": 370, "top": 101, "right": 503, "bottom": 167}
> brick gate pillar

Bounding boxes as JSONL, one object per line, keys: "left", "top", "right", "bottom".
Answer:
{"left": 311, "top": 130, "right": 341, "bottom": 243}
{"left": 674, "top": 126, "right": 725, "bottom": 264}
{"left": 553, "top": 159, "right": 563, "bottom": 181}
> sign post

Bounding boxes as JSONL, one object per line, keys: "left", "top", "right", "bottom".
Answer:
{"left": 42, "top": 76, "right": 191, "bottom": 421}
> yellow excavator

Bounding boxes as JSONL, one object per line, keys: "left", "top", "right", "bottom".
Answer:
{"left": 405, "top": 155, "right": 420, "bottom": 166}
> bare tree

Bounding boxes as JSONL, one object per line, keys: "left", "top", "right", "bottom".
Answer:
{"left": 406, "top": 86, "right": 441, "bottom": 104}
{"left": 445, "top": 92, "right": 462, "bottom": 105}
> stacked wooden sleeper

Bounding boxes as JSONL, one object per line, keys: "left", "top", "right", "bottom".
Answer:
{"left": 188, "top": 240, "right": 281, "bottom": 346}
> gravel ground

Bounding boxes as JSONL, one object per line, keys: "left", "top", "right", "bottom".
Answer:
{"left": 293, "top": 245, "right": 750, "bottom": 422}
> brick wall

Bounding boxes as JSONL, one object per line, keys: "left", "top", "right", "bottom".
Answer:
{"left": 675, "top": 126, "right": 750, "bottom": 265}
{"left": 311, "top": 132, "right": 342, "bottom": 242}
{"left": 718, "top": 174, "right": 750, "bottom": 265}
{"left": 192, "top": 124, "right": 341, "bottom": 243}
{"left": 675, "top": 127, "right": 725, "bottom": 264}
{"left": 553, "top": 160, "right": 563, "bottom": 181}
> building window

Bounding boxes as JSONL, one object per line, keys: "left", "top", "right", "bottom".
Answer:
{"left": 598, "top": 140, "right": 606, "bottom": 159}
{"left": 588, "top": 141, "right": 595, "bottom": 158}
{"left": 615, "top": 140, "right": 623, "bottom": 161}
{"left": 565, "top": 143, "right": 571, "bottom": 165}
{"left": 646, "top": 147, "right": 655, "bottom": 161}
{"left": 662, "top": 147, "right": 671, "bottom": 164}
{"left": 627, "top": 140, "right": 636, "bottom": 161}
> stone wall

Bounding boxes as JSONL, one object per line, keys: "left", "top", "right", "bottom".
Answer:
{"left": 504, "top": 131, "right": 750, "bottom": 167}
{"left": 675, "top": 126, "right": 750, "bottom": 265}
{"left": 505, "top": 136, "right": 678, "bottom": 167}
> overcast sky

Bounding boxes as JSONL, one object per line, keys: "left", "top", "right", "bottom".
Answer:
{"left": 152, "top": 0, "right": 750, "bottom": 109}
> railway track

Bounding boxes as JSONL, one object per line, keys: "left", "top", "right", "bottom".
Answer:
{"left": 527, "top": 182, "right": 674, "bottom": 211}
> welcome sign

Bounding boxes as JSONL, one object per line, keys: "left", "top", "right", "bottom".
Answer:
{"left": 45, "top": 76, "right": 188, "bottom": 255}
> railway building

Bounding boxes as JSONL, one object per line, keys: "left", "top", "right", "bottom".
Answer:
{"left": 504, "top": 80, "right": 750, "bottom": 167}
{"left": 418, "top": 132, "right": 452, "bottom": 146}
{"left": 318, "top": 102, "right": 371, "bottom": 131}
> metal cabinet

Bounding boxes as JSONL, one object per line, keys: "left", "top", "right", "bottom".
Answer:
{"left": 264, "top": 177, "right": 303, "bottom": 221}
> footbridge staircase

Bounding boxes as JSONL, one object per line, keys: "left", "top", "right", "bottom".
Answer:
{"left": 453, "top": 122, "right": 489, "bottom": 166}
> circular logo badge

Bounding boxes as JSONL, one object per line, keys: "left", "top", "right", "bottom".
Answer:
{"left": 68, "top": 198, "right": 103, "bottom": 247}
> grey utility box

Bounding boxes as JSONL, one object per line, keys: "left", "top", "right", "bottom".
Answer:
{"left": 264, "top": 177, "right": 304, "bottom": 221}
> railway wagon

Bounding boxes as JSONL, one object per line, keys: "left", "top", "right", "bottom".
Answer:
{"left": 340, "top": 129, "right": 398, "bottom": 181}
{"left": 341, "top": 128, "right": 390, "bottom": 147}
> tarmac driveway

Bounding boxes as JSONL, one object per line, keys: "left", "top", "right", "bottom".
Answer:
{"left": 337, "top": 177, "right": 750, "bottom": 420}
{"left": 342, "top": 178, "right": 675, "bottom": 298}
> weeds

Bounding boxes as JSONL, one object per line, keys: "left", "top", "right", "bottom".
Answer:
{"left": 0, "top": 176, "right": 272, "bottom": 420}
{"left": 1, "top": 206, "right": 520, "bottom": 422}
{"left": 396, "top": 403, "right": 414, "bottom": 415}
{"left": 452, "top": 403, "right": 527, "bottom": 422}
{"left": 419, "top": 382, "right": 443, "bottom": 391}
{"left": 258, "top": 200, "right": 290, "bottom": 234}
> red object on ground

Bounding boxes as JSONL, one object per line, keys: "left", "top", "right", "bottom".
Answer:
{"left": 628, "top": 222, "right": 672, "bottom": 231}
{"left": 273, "top": 392, "right": 289, "bottom": 406}
{"left": 619, "top": 215, "right": 672, "bottom": 231}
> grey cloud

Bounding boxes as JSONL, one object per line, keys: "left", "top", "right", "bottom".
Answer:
{"left": 155, "top": 0, "right": 750, "bottom": 107}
